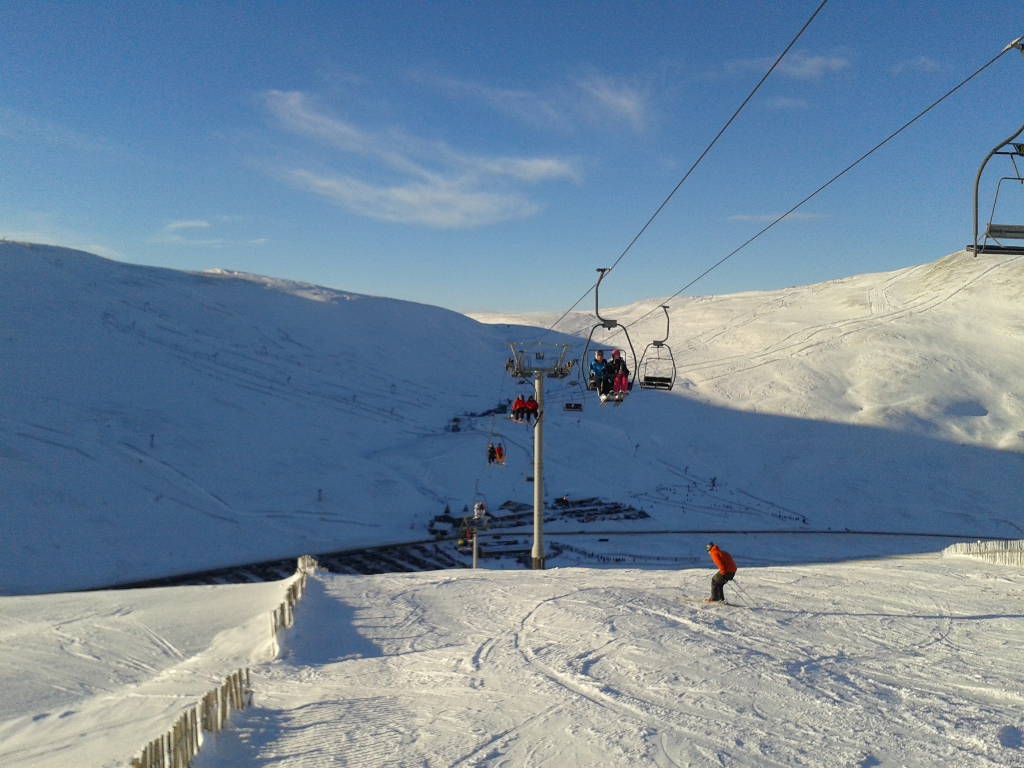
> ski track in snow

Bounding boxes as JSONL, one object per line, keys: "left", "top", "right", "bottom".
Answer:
{"left": 191, "top": 558, "right": 1024, "bottom": 768}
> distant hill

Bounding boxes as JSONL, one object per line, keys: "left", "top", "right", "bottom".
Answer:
{"left": 472, "top": 251, "right": 1024, "bottom": 451}
{"left": 3, "top": 242, "right": 1022, "bottom": 594}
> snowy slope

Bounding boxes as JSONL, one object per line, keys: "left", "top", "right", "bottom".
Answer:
{"left": 194, "top": 561, "right": 1024, "bottom": 768}
{"left": 471, "top": 251, "right": 1024, "bottom": 450}
{"left": 0, "top": 577, "right": 293, "bottom": 768}
{"left": 3, "top": 243, "right": 1023, "bottom": 594}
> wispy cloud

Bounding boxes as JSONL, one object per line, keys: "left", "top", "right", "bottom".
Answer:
{"left": 262, "top": 90, "right": 579, "bottom": 228}
{"left": 892, "top": 55, "right": 942, "bottom": 75}
{"left": 574, "top": 76, "right": 649, "bottom": 131}
{"left": 727, "top": 212, "right": 823, "bottom": 224}
{"left": 281, "top": 169, "right": 538, "bottom": 228}
{"left": 423, "top": 73, "right": 651, "bottom": 133}
{"left": 154, "top": 219, "right": 265, "bottom": 247}
{"left": 716, "top": 51, "right": 850, "bottom": 81}
{"left": 164, "top": 220, "right": 212, "bottom": 233}
{"left": 766, "top": 96, "right": 810, "bottom": 111}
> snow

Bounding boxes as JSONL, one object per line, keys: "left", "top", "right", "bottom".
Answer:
{"left": 470, "top": 252, "right": 1024, "bottom": 450}
{"left": 3, "top": 241, "right": 1024, "bottom": 765}
{"left": 192, "top": 559, "right": 1024, "bottom": 767}
{"left": 0, "top": 577, "right": 295, "bottom": 768}
{"left": 3, "top": 243, "right": 1024, "bottom": 594}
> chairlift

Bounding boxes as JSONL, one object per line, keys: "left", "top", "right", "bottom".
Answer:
{"left": 562, "top": 376, "right": 585, "bottom": 412}
{"left": 579, "top": 268, "right": 638, "bottom": 402}
{"left": 971, "top": 116, "right": 1024, "bottom": 256}
{"left": 465, "top": 480, "right": 488, "bottom": 528}
{"left": 637, "top": 305, "right": 677, "bottom": 391}
{"left": 485, "top": 420, "right": 507, "bottom": 466}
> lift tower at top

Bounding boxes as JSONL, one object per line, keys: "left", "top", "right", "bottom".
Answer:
{"left": 505, "top": 343, "right": 574, "bottom": 570}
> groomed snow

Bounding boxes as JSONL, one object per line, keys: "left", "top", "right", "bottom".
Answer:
{"left": 192, "top": 557, "right": 1024, "bottom": 767}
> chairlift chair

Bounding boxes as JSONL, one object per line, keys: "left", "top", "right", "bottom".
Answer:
{"left": 637, "top": 305, "right": 677, "bottom": 391}
{"left": 971, "top": 116, "right": 1024, "bottom": 256}
{"left": 485, "top": 433, "right": 507, "bottom": 466}
{"left": 562, "top": 375, "right": 585, "bottom": 412}
{"left": 579, "top": 268, "right": 638, "bottom": 400}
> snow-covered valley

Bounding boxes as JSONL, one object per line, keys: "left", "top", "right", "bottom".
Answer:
{"left": 3, "top": 242, "right": 1024, "bottom": 593}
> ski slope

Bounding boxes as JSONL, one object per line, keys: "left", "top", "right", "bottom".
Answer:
{"left": 192, "top": 557, "right": 1024, "bottom": 767}
{"left": 3, "top": 242, "right": 1024, "bottom": 593}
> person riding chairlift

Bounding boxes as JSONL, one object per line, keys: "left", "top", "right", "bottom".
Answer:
{"left": 511, "top": 395, "right": 526, "bottom": 421}
{"left": 487, "top": 443, "right": 497, "bottom": 464}
{"left": 606, "top": 349, "right": 629, "bottom": 396}
{"left": 523, "top": 395, "right": 540, "bottom": 425}
{"left": 494, "top": 444, "right": 505, "bottom": 464}
{"left": 589, "top": 350, "right": 610, "bottom": 396}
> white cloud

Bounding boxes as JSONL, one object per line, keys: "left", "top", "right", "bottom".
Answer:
{"left": 154, "top": 219, "right": 263, "bottom": 247}
{"left": 727, "top": 212, "right": 823, "bottom": 224}
{"left": 720, "top": 51, "right": 850, "bottom": 81}
{"left": 892, "top": 56, "right": 942, "bottom": 74}
{"left": 766, "top": 96, "right": 810, "bottom": 111}
{"left": 164, "top": 220, "right": 211, "bottom": 233}
{"left": 282, "top": 169, "right": 538, "bottom": 228}
{"left": 428, "top": 78, "right": 572, "bottom": 131}
{"left": 424, "top": 74, "right": 650, "bottom": 133}
{"left": 574, "top": 76, "right": 649, "bottom": 131}
{"left": 262, "top": 90, "right": 578, "bottom": 228}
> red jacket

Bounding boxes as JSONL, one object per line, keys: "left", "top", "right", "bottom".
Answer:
{"left": 525, "top": 399, "right": 539, "bottom": 412}
{"left": 709, "top": 545, "right": 736, "bottom": 574}
{"left": 512, "top": 397, "right": 526, "bottom": 410}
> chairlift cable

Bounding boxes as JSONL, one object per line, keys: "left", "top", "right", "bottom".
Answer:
{"left": 534, "top": 0, "right": 831, "bottom": 343}
{"left": 625, "top": 38, "right": 1024, "bottom": 332}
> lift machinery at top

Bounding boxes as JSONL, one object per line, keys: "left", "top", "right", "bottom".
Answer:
{"left": 580, "top": 268, "right": 638, "bottom": 399}
{"left": 637, "top": 305, "right": 677, "bottom": 391}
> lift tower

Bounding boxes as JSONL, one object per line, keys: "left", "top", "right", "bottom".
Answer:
{"left": 505, "top": 343, "right": 574, "bottom": 569}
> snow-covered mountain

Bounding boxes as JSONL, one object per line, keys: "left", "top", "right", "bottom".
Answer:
{"left": 3, "top": 242, "right": 1022, "bottom": 594}
{"left": 472, "top": 251, "right": 1024, "bottom": 451}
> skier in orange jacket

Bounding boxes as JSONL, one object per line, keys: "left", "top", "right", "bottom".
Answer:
{"left": 706, "top": 542, "right": 737, "bottom": 603}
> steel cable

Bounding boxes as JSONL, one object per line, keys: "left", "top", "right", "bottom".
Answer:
{"left": 625, "top": 38, "right": 1024, "bottom": 332}
{"left": 535, "top": 0, "right": 831, "bottom": 342}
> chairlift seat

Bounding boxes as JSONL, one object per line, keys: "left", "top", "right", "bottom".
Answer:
{"left": 563, "top": 402, "right": 583, "bottom": 412}
{"left": 985, "top": 223, "right": 1024, "bottom": 240}
{"left": 640, "top": 375, "right": 673, "bottom": 390}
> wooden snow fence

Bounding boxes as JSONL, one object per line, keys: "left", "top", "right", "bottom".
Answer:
{"left": 942, "top": 539, "right": 1024, "bottom": 567}
{"left": 130, "top": 556, "right": 318, "bottom": 768}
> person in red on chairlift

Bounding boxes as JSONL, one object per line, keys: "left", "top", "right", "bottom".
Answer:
{"left": 607, "top": 349, "right": 630, "bottom": 395}
{"left": 523, "top": 395, "right": 540, "bottom": 424}
{"left": 511, "top": 395, "right": 526, "bottom": 421}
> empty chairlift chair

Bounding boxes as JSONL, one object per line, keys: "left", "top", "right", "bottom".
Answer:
{"left": 972, "top": 117, "right": 1024, "bottom": 256}
{"left": 637, "top": 305, "right": 677, "bottom": 391}
{"left": 562, "top": 376, "right": 585, "bottom": 412}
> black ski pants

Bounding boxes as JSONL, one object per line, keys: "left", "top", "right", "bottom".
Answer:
{"left": 711, "top": 570, "right": 735, "bottom": 602}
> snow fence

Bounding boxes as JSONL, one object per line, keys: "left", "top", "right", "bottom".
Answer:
{"left": 942, "top": 539, "right": 1024, "bottom": 567}
{"left": 130, "top": 555, "right": 318, "bottom": 768}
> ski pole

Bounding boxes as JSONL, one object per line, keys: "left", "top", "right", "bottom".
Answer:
{"left": 731, "top": 578, "right": 758, "bottom": 608}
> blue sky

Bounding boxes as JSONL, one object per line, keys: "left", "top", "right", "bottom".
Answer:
{"left": 2, "top": 1, "right": 1023, "bottom": 312}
